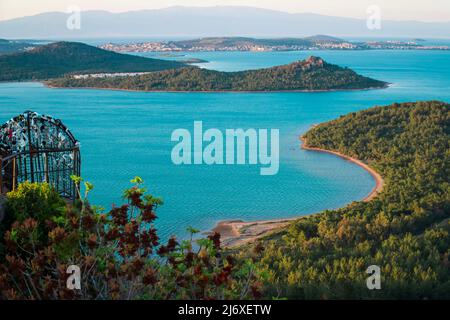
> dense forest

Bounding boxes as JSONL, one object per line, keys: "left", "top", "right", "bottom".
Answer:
{"left": 47, "top": 56, "right": 387, "bottom": 92}
{"left": 0, "top": 42, "right": 185, "bottom": 81}
{"left": 249, "top": 101, "right": 450, "bottom": 299}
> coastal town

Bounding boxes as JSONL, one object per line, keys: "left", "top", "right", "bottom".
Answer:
{"left": 72, "top": 71, "right": 153, "bottom": 79}
{"left": 99, "top": 36, "right": 450, "bottom": 53}
{"left": 99, "top": 41, "right": 360, "bottom": 52}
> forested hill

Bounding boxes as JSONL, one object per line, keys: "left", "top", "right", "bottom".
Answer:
{"left": 0, "top": 42, "right": 185, "bottom": 81}
{"left": 254, "top": 101, "right": 450, "bottom": 299}
{"left": 47, "top": 56, "right": 387, "bottom": 92}
{"left": 167, "top": 36, "right": 339, "bottom": 50}
{"left": 0, "top": 39, "right": 35, "bottom": 55}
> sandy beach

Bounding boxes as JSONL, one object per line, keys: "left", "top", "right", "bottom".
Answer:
{"left": 210, "top": 135, "right": 384, "bottom": 248}
{"left": 300, "top": 136, "right": 384, "bottom": 202}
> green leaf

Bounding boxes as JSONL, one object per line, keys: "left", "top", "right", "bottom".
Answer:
{"left": 187, "top": 226, "right": 200, "bottom": 235}
{"left": 84, "top": 181, "right": 94, "bottom": 192}
{"left": 70, "top": 175, "right": 83, "bottom": 184}
{"left": 130, "top": 176, "right": 144, "bottom": 184}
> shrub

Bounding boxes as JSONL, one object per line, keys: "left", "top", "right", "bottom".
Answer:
{"left": 0, "top": 178, "right": 263, "bottom": 300}
{"left": 5, "top": 181, "right": 66, "bottom": 223}
{"left": 1, "top": 182, "right": 66, "bottom": 250}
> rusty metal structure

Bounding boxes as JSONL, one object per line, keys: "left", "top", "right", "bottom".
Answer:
{"left": 0, "top": 111, "right": 80, "bottom": 200}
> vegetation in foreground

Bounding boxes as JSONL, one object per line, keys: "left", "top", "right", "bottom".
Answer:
{"left": 0, "top": 178, "right": 263, "bottom": 299}
{"left": 251, "top": 101, "right": 450, "bottom": 299}
{"left": 47, "top": 56, "right": 387, "bottom": 92}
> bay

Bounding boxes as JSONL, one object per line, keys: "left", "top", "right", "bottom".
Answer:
{"left": 0, "top": 49, "right": 449, "bottom": 240}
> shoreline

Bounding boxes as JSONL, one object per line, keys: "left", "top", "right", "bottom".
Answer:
{"left": 44, "top": 82, "right": 390, "bottom": 93}
{"left": 210, "top": 136, "right": 384, "bottom": 248}
{"left": 300, "top": 136, "right": 384, "bottom": 202}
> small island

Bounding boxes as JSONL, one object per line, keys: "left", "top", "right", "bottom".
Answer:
{"left": 47, "top": 56, "right": 388, "bottom": 92}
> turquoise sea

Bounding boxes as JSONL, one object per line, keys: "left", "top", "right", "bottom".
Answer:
{"left": 1, "top": 49, "right": 450, "bottom": 240}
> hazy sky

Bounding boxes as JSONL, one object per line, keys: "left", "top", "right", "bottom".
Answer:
{"left": 1, "top": 0, "right": 450, "bottom": 22}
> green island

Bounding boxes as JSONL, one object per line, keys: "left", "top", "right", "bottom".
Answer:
{"left": 0, "top": 41, "right": 387, "bottom": 91}
{"left": 0, "top": 100, "right": 448, "bottom": 299}
{"left": 246, "top": 100, "right": 450, "bottom": 299}
{"left": 0, "top": 42, "right": 185, "bottom": 81}
{"left": 47, "top": 55, "right": 387, "bottom": 92}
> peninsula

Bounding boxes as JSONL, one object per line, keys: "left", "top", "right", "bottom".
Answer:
{"left": 237, "top": 101, "right": 450, "bottom": 299}
{"left": 0, "top": 41, "right": 185, "bottom": 81}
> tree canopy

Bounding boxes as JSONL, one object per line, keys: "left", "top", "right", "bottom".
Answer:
{"left": 0, "top": 42, "right": 185, "bottom": 81}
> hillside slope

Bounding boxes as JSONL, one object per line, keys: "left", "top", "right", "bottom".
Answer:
{"left": 0, "top": 41, "right": 185, "bottom": 81}
{"left": 253, "top": 101, "right": 450, "bottom": 299}
{"left": 48, "top": 56, "right": 388, "bottom": 92}
{"left": 0, "top": 39, "right": 36, "bottom": 55}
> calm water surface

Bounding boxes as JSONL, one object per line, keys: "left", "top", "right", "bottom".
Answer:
{"left": 1, "top": 49, "right": 449, "bottom": 240}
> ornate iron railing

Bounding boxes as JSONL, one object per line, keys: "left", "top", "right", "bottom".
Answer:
{"left": 0, "top": 146, "right": 81, "bottom": 201}
{"left": 0, "top": 111, "right": 81, "bottom": 201}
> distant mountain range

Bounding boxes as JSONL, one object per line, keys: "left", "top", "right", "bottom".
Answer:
{"left": 0, "top": 6, "right": 449, "bottom": 39}
{"left": 0, "top": 42, "right": 184, "bottom": 81}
